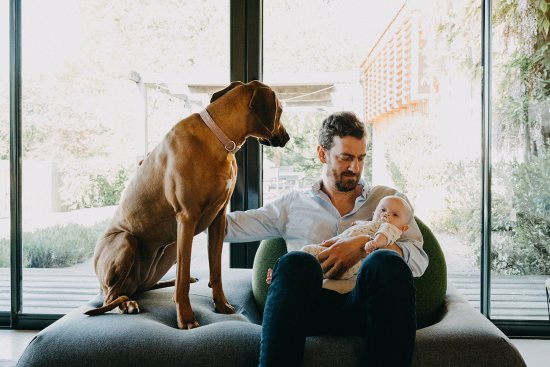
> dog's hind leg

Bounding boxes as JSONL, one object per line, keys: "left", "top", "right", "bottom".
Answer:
{"left": 143, "top": 242, "right": 197, "bottom": 292}
{"left": 208, "top": 209, "right": 235, "bottom": 314}
{"left": 88, "top": 232, "right": 142, "bottom": 315}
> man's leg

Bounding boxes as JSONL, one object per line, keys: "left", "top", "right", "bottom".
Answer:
{"left": 343, "top": 250, "right": 416, "bottom": 367}
{"left": 259, "top": 251, "right": 324, "bottom": 367}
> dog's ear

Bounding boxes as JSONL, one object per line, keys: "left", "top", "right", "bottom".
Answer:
{"left": 211, "top": 81, "right": 244, "bottom": 103}
{"left": 249, "top": 86, "right": 278, "bottom": 132}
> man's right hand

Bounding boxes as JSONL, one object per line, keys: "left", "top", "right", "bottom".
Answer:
{"left": 317, "top": 235, "right": 370, "bottom": 279}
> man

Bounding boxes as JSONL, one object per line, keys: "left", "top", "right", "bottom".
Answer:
{"left": 225, "top": 111, "right": 429, "bottom": 366}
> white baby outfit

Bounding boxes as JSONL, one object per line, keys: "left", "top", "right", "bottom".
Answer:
{"left": 301, "top": 220, "right": 403, "bottom": 280}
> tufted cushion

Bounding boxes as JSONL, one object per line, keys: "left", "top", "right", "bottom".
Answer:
{"left": 251, "top": 237, "right": 288, "bottom": 310}
{"left": 413, "top": 217, "right": 447, "bottom": 328}
{"left": 251, "top": 217, "right": 447, "bottom": 328}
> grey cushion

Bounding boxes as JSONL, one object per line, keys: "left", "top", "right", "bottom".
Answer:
{"left": 16, "top": 269, "right": 526, "bottom": 367}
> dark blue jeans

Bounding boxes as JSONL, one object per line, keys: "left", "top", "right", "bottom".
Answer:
{"left": 259, "top": 250, "right": 416, "bottom": 367}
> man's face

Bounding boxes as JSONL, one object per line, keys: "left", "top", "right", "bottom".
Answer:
{"left": 319, "top": 136, "right": 367, "bottom": 192}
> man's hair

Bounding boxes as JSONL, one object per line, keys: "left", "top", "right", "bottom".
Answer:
{"left": 318, "top": 111, "right": 366, "bottom": 150}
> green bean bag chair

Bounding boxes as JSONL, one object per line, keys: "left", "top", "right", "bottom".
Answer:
{"left": 251, "top": 217, "right": 447, "bottom": 329}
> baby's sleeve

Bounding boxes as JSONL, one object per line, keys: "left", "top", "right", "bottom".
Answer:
{"left": 374, "top": 222, "right": 403, "bottom": 245}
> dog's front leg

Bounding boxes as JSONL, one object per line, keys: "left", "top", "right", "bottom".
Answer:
{"left": 175, "top": 213, "right": 199, "bottom": 329}
{"left": 208, "top": 209, "right": 235, "bottom": 314}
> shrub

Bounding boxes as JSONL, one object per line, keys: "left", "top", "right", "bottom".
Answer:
{"left": 0, "top": 238, "right": 8, "bottom": 267}
{"left": 0, "top": 220, "right": 108, "bottom": 268}
{"left": 436, "top": 154, "right": 550, "bottom": 275}
{"left": 502, "top": 150, "right": 550, "bottom": 274}
{"left": 80, "top": 168, "right": 130, "bottom": 208}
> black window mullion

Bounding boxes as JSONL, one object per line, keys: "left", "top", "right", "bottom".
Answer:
{"left": 229, "top": 0, "right": 263, "bottom": 269}
{"left": 9, "top": 0, "right": 23, "bottom": 328}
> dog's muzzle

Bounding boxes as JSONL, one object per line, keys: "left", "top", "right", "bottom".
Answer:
{"left": 259, "top": 130, "right": 290, "bottom": 147}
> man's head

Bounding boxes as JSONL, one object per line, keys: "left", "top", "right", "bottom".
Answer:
{"left": 317, "top": 112, "right": 367, "bottom": 192}
{"left": 373, "top": 195, "right": 412, "bottom": 232}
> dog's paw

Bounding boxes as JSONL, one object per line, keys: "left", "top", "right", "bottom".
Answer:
{"left": 119, "top": 300, "right": 140, "bottom": 314}
{"left": 213, "top": 298, "right": 236, "bottom": 314}
{"left": 177, "top": 316, "right": 200, "bottom": 329}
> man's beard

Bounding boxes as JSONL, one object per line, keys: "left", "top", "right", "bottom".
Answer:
{"left": 334, "top": 171, "right": 360, "bottom": 192}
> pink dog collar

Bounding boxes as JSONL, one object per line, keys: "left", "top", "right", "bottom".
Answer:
{"left": 199, "top": 109, "right": 239, "bottom": 154}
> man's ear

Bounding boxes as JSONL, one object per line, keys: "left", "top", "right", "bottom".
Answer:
{"left": 317, "top": 145, "right": 327, "bottom": 163}
{"left": 401, "top": 224, "right": 409, "bottom": 232}
{"left": 211, "top": 81, "right": 244, "bottom": 103}
{"left": 249, "top": 86, "right": 277, "bottom": 132}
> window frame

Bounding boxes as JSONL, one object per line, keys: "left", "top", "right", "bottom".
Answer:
{"left": 4, "top": 0, "right": 549, "bottom": 336}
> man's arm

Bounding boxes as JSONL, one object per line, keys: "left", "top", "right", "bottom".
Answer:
{"left": 224, "top": 194, "right": 289, "bottom": 243}
{"left": 389, "top": 190, "right": 429, "bottom": 277}
{"left": 393, "top": 218, "right": 428, "bottom": 277}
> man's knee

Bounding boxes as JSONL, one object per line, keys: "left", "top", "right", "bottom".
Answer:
{"left": 273, "top": 251, "right": 322, "bottom": 287}
{"left": 358, "top": 250, "right": 413, "bottom": 290}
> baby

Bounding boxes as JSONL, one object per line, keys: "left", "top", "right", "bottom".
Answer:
{"left": 301, "top": 195, "right": 412, "bottom": 280}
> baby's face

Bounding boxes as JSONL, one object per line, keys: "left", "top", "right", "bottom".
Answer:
{"left": 373, "top": 197, "right": 411, "bottom": 229}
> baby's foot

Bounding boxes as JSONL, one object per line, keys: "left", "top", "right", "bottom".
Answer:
{"left": 266, "top": 268, "right": 273, "bottom": 285}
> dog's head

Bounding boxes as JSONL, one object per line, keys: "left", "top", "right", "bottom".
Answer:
{"left": 211, "top": 81, "right": 290, "bottom": 148}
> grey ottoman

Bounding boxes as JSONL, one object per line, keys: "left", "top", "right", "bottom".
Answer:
{"left": 16, "top": 269, "right": 526, "bottom": 367}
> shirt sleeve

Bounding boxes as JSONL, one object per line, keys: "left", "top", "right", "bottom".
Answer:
{"left": 224, "top": 194, "right": 288, "bottom": 243}
{"left": 392, "top": 194, "right": 429, "bottom": 277}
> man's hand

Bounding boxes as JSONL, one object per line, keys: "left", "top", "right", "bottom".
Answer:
{"left": 317, "top": 235, "right": 369, "bottom": 279}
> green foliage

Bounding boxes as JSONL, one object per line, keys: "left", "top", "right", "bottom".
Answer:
{"left": 493, "top": 0, "right": 550, "bottom": 157}
{"left": 434, "top": 160, "right": 481, "bottom": 244}
{"left": 264, "top": 111, "right": 325, "bottom": 183}
{"left": 434, "top": 156, "right": 550, "bottom": 275}
{"left": 80, "top": 167, "right": 130, "bottom": 208}
{"left": 496, "top": 150, "right": 550, "bottom": 275}
{"left": 511, "top": 149, "right": 550, "bottom": 218}
{"left": 0, "top": 238, "right": 8, "bottom": 268}
{"left": 0, "top": 220, "right": 108, "bottom": 268}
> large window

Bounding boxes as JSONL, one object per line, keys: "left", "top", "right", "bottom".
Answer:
{"left": 262, "top": 1, "right": 403, "bottom": 201}
{"left": 262, "top": 0, "right": 550, "bottom": 330}
{"left": 263, "top": 0, "right": 483, "bottom": 305}
{"left": 1, "top": 0, "right": 9, "bottom": 313}
{"left": 489, "top": 1, "right": 550, "bottom": 321}
{"left": 4, "top": 0, "right": 549, "bottom": 335}
{"left": 16, "top": 0, "right": 229, "bottom": 314}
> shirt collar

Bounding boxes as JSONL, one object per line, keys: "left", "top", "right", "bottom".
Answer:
{"left": 311, "top": 179, "right": 370, "bottom": 199}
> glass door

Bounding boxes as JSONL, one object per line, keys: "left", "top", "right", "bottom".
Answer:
{"left": 263, "top": 0, "right": 483, "bottom": 309}
{"left": 19, "top": 0, "right": 229, "bottom": 314}
{"left": 0, "top": 0, "right": 9, "bottom": 313}
{"left": 489, "top": 0, "right": 550, "bottom": 321}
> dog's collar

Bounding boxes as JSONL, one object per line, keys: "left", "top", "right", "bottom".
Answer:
{"left": 199, "top": 109, "right": 239, "bottom": 154}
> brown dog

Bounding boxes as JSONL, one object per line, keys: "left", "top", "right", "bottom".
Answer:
{"left": 85, "top": 81, "right": 289, "bottom": 329}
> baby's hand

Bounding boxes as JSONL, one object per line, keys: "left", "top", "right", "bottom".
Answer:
{"left": 352, "top": 220, "right": 369, "bottom": 226}
{"left": 364, "top": 240, "right": 378, "bottom": 255}
{"left": 266, "top": 268, "right": 273, "bottom": 285}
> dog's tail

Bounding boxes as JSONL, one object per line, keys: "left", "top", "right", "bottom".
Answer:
{"left": 85, "top": 295, "right": 129, "bottom": 316}
{"left": 147, "top": 276, "right": 197, "bottom": 291}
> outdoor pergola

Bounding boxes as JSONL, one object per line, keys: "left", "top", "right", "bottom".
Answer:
{"left": 129, "top": 70, "right": 362, "bottom": 160}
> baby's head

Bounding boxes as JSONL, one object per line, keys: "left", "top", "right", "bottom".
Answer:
{"left": 373, "top": 195, "right": 413, "bottom": 231}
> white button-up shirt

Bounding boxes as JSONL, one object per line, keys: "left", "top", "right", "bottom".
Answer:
{"left": 225, "top": 180, "right": 429, "bottom": 279}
